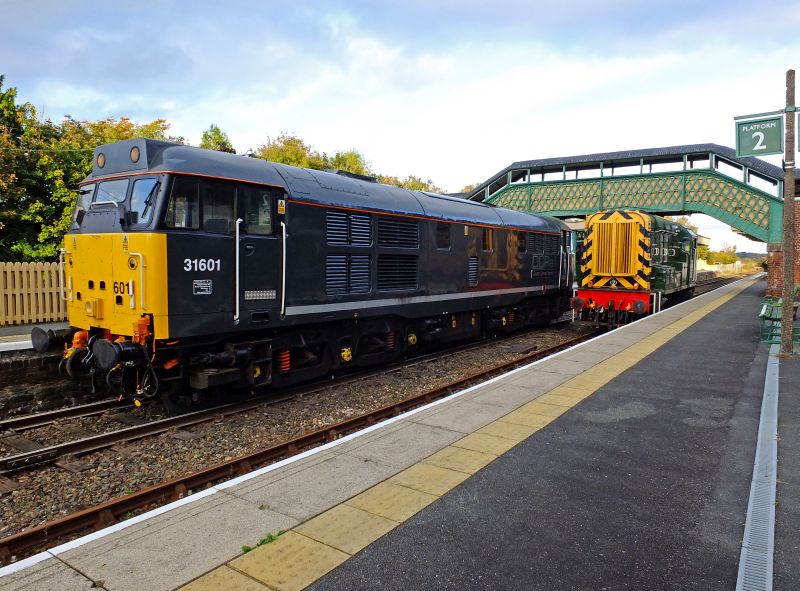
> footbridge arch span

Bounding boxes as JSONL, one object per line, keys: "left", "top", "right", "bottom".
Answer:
{"left": 467, "top": 144, "right": 785, "bottom": 244}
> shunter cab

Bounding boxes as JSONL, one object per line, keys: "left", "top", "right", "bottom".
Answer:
{"left": 571, "top": 210, "right": 697, "bottom": 321}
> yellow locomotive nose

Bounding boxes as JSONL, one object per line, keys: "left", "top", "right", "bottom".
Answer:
{"left": 64, "top": 233, "right": 169, "bottom": 339}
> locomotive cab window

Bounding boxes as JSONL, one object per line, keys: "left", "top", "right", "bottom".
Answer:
{"left": 165, "top": 176, "right": 200, "bottom": 229}
{"left": 240, "top": 185, "right": 273, "bottom": 235}
{"left": 129, "top": 178, "right": 159, "bottom": 226}
{"left": 95, "top": 178, "right": 129, "bottom": 203}
{"left": 201, "top": 181, "right": 234, "bottom": 234}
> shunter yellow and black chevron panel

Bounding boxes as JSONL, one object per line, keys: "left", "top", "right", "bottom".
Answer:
{"left": 581, "top": 210, "right": 651, "bottom": 291}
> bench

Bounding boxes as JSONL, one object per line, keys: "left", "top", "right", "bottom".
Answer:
{"left": 759, "top": 295, "right": 800, "bottom": 344}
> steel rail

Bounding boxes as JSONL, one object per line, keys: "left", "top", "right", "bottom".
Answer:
{"left": 0, "top": 320, "right": 576, "bottom": 471}
{"left": 0, "top": 399, "right": 130, "bottom": 433}
{"left": 0, "top": 331, "right": 597, "bottom": 564}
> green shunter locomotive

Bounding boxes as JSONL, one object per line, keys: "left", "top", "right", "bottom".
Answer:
{"left": 571, "top": 210, "right": 698, "bottom": 323}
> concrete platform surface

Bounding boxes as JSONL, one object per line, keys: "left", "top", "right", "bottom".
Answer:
{"left": 1, "top": 276, "right": 793, "bottom": 591}
{"left": 310, "top": 279, "right": 773, "bottom": 590}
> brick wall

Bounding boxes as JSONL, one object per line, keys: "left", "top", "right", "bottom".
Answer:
{"left": 766, "top": 193, "right": 800, "bottom": 297}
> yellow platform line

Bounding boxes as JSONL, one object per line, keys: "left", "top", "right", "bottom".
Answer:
{"left": 180, "top": 278, "right": 758, "bottom": 591}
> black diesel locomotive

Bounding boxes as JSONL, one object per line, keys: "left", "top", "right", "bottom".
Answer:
{"left": 34, "top": 139, "right": 573, "bottom": 410}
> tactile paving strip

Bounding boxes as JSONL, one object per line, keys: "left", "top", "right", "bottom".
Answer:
{"left": 179, "top": 278, "right": 761, "bottom": 591}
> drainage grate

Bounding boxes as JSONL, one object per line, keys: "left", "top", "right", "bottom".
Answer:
{"left": 735, "top": 344, "right": 779, "bottom": 591}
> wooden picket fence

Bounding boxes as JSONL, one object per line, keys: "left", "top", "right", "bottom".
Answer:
{"left": 0, "top": 262, "right": 67, "bottom": 326}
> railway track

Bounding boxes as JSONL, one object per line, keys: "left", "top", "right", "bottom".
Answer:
{"left": 0, "top": 319, "right": 577, "bottom": 474}
{"left": 0, "top": 328, "right": 598, "bottom": 564}
{"left": 0, "top": 276, "right": 753, "bottom": 563}
{"left": 0, "top": 276, "right": 747, "bottom": 476}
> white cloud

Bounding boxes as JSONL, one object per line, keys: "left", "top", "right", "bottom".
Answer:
{"left": 7, "top": 2, "right": 798, "bottom": 254}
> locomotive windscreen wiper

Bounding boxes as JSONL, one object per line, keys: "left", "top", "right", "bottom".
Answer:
{"left": 141, "top": 181, "right": 160, "bottom": 219}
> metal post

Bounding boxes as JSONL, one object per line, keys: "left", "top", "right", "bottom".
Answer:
{"left": 781, "top": 69, "right": 796, "bottom": 355}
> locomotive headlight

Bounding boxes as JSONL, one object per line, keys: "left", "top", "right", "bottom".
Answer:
{"left": 97, "top": 153, "right": 105, "bottom": 168}
{"left": 84, "top": 298, "right": 103, "bottom": 318}
{"left": 130, "top": 146, "right": 140, "bottom": 163}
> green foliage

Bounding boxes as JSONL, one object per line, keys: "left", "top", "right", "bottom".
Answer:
{"left": 0, "top": 74, "right": 183, "bottom": 261}
{"left": 330, "top": 149, "right": 370, "bottom": 176}
{"left": 254, "top": 133, "right": 444, "bottom": 192}
{"left": 705, "top": 244, "right": 738, "bottom": 265}
{"left": 255, "top": 133, "right": 328, "bottom": 169}
{"left": 697, "top": 244, "right": 710, "bottom": 261}
{"left": 667, "top": 215, "right": 699, "bottom": 234}
{"left": 1, "top": 76, "right": 449, "bottom": 262}
{"left": 377, "top": 174, "right": 444, "bottom": 193}
{"left": 241, "top": 530, "right": 284, "bottom": 554}
{"left": 200, "top": 123, "right": 235, "bottom": 153}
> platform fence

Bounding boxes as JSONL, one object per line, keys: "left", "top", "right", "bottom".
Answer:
{"left": 0, "top": 262, "right": 66, "bottom": 327}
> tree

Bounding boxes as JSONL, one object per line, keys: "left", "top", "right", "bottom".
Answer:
{"left": 668, "top": 215, "right": 699, "bottom": 234}
{"left": 0, "top": 75, "right": 57, "bottom": 260}
{"left": 377, "top": 174, "right": 444, "bottom": 193}
{"left": 200, "top": 124, "right": 235, "bottom": 153}
{"left": 1, "top": 74, "right": 185, "bottom": 260}
{"left": 329, "top": 149, "right": 370, "bottom": 176}
{"left": 255, "top": 133, "right": 327, "bottom": 169}
{"left": 706, "top": 243, "right": 738, "bottom": 265}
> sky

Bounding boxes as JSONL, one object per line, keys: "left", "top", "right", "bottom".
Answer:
{"left": 3, "top": 0, "right": 800, "bottom": 252}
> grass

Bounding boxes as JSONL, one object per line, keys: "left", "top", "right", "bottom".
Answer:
{"left": 241, "top": 530, "right": 285, "bottom": 554}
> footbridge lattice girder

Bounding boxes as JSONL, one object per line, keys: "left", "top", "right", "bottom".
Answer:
{"left": 472, "top": 144, "right": 785, "bottom": 244}
{"left": 486, "top": 170, "right": 782, "bottom": 243}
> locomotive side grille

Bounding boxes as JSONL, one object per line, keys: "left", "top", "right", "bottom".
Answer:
{"left": 326, "top": 211, "right": 349, "bottom": 245}
{"left": 377, "top": 218, "right": 419, "bottom": 248}
{"left": 468, "top": 256, "right": 479, "bottom": 286}
{"left": 326, "top": 254, "right": 372, "bottom": 295}
{"left": 349, "top": 254, "right": 371, "bottom": 293}
{"left": 377, "top": 254, "right": 417, "bottom": 290}
{"left": 349, "top": 214, "right": 372, "bottom": 246}
{"left": 326, "top": 211, "right": 372, "bottom": 246}
{"left": 526, "top": 233, "right": 543, "bottom": 253}
{"left": 544, "top": 234, "right": 560, "bottom": 254}
{"left": 325, "top": 254, "right": 348, "bottom": 295}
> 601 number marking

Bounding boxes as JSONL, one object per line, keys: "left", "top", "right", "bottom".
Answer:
{"left": 113, "top": 282, "right": 129, "bottom": 294}
{"left": 183, "top": 258, "right": 221, "bottom": 272}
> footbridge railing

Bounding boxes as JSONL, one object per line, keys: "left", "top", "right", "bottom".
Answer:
{"left": 470, "top": 144, "right": 785, "bottom": 243}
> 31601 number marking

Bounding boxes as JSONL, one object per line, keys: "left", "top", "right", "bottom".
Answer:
{"left": 183, "top": 258, "right": 221, "bottom": 272}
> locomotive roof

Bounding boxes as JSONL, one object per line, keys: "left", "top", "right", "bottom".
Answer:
{"left": 87, "top": 139, "right": 567, "bottom": 233}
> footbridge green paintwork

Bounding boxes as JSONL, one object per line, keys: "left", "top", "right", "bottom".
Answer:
{"left": 470, "top": 144, "right": 785, "bottom": 243}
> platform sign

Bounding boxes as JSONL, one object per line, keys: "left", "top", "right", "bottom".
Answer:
{"left": 736, "top": 116, "right": 783, "bottom": 157}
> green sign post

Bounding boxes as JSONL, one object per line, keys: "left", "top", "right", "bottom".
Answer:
{"left": 735, "top": 116, "right": 784, "bottom": 157}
